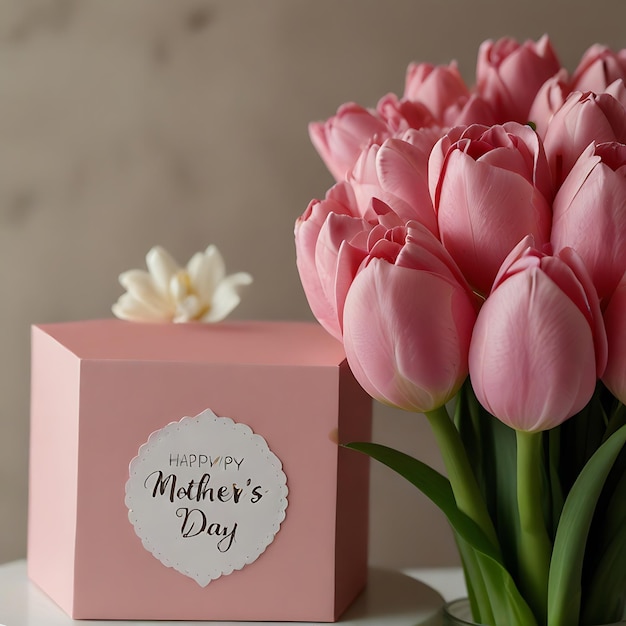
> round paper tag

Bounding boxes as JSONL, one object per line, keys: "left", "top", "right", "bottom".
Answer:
{"left": 125, "top": 409, "right": 288, "bottom": 586}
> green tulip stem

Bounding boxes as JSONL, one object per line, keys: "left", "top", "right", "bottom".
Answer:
{"left": 425, "top": 405, "right": 499, "bottom": 549}
{"left": 516, "top": 430, "right": 551, "bottom": 625}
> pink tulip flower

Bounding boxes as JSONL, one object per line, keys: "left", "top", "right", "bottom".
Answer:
{"left": 429, "top": 122, "right": 553, "bottom": 295}
{"left": 602, "top": 271, "right": 626, "bottom": 404}
{"left": 342, "top": 221, "right": 478, "bottom": 413}
{"left": 604, "top": 78, "right": 626, "bottom": 108}
{"left": 571, "top": 44, "right": 626, "bottom": 94}
{"left": 348, "top": 133, "right": 439, "bottom": 234}
{"left": 309, "top": 103, "right": 390, "bottom": 181}
{"left": 450, "top": 93, "right": 499, "bottom": 128}
{"left": 295, "top": 182, "right": 363, "bottom": 339}
{"left": 552, "top": 142, "right": 626, "bottom": 303}
{"left": 296, "top": 188, "right": 411, "bottom": 340}
{"left": 476, "top": 35, "right": 562, "bottom": 124}
{"left": 403, "top": 61, "right": 471, "bottom": 125}
{"left": 469, "top": 240, "right": 607, "bottom": 432}
{"left": 527, "top": 69, "right": 570, "bottom": 140}
{"left": 543, "top": 90, "right": 626, "bottom": 186}
{"left": 375, "top": 92, "right": 436, "bottom": 134}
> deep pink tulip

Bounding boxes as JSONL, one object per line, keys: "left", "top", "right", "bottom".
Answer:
{"left": 429, "top": 123, "right": 552, "bottom": 295}
{"left": 552, "top": 142, "right": 626, "bottom": 303}
{"left": 348, "top": 133, "right": 439, "bottom": 234}
{"left": 602, "top": 271, "right": 626, "bottom": 403}
{"left": 543, "top": 91, "right": 626, "bottom": 186}
{"left": 342, "top": 221, "right": 478, "bottom": 412}
{"left": 571, "top": 44, "right": 626, "bottom": 94}
{"left": 469, "top": 240, "right": 607, "bottom": 432}
{"left": 403, "top": 61, "right": 471, "bottom": 125}
{"left": 476, "top": 35, "right": 561, "bottom": 124}
{"left": 527, "top": 69, "right": 570, "bottom": 139}
{"left": 309, "top": 103, "right": 390, "bottom": 181}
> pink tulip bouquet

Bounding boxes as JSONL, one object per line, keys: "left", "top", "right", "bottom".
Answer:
{"left": 295, "top": 36, "right": 626, "bottom": 626}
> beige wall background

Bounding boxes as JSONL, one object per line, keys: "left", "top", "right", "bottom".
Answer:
{"left": 1, "top": 0, "right": 626, "bottom": 569}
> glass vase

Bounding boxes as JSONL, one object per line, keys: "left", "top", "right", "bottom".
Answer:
{"left": 442, "top": 598, "right": 626, "bottom": 626}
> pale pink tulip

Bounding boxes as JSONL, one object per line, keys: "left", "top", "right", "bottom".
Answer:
{"left": 375, "top": 92, "right": 436, "bottom": 134}
{"left": 469, "top": 241, "right": 607, "bottom": 431}
{"left": 571, "top": 44, "right": 626, "bottom": 94}
{"left": 543, "top": 91, "right": 626, "bottom": 186}
{"left": 342, "top": 221, "right": 478, "bottom": 412}
{"left": 429, "top": 123, "right": 552, "bottom": 295}
{"left": 348, "top": 134, "right": 438, "bottom": 234}
{"left": 309, "top": 103, "right": 390, "bottom": 181}
{"left": 449, "top": 93, "right": 499, "bottom": 127}
{"left": 295, "top": 182, "right": 362, "bottom": 339}
{"left": 604, "top": 78, "right": 626, "bottom": 108}
{"left": 527, "top": 69, "right": 570, "bottom": 139}
{"left": 552, "top": 142, "right": 626, "bottom": 303}
{"left": 476, "top": 35, "right": 561, "bottom": 123}
{"left": 602, "top": 271, "right": 626, "bottom": 403}
{"left": 403, "top": 61, "right": 470, "bottom": 125}
{"left": 296, "top": 189, "right": 410, "bottom": 340}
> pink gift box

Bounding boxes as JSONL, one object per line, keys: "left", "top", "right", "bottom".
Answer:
{"left": 28, "top": 319, "right": 371, "bottom": 621}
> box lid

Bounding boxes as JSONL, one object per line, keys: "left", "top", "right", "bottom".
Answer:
{"left": 34, "top": 319, "right": 346, "bottom": 367}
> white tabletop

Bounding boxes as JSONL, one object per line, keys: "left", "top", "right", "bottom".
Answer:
{"left": 0, "top": 560, "right": 466, "bottom": 626}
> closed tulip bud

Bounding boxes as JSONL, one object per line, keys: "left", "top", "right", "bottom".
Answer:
{"left": 571, "top": 44, "right": 626, "bottom": 94}
{"left": 527, "top": 69, "right": 570, "bottom": 139}
{"left": 348, "top": 135, "right": 438, "bottom": 234}
{"left": 469, "top": 240, "right": 607, "bottom": 431}
{"left": 295, "top": 182, "right": 363, "bottom": 339}
{"left": 429, "top": 122, "right": 552, "bottom": 295}
{"left": 403, "top": 61, "right": 470, "bottom": 125}
{"left": 450, "top": 93, "right": 499, "bottom": 128}
{"left": 552, "top": 142, "right": 626, "bottom": 303}
{"left": 476, "top": 35, "right": 561, "bottom": 124}
{"left": 375, "top": 92, "right": 436, "bottom": 134}
{"left": 309, "top": 103, "right": 390, "bottom": 182}
{"left": 342, "top": 221, "right": 478, "bottom": 413}
{"left": 543, "top": 91, "right": 626, "bottom": 186}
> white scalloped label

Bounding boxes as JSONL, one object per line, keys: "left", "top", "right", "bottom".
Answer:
{"left": 125, "top": 409, "right": 288, "bottom": 586}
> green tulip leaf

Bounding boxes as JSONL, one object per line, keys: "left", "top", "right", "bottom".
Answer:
{"left": 346, "top": 441, "right": 537, "bottom": 625}
{"left": 547, "top": 423, "right": 626, "bottom": 626}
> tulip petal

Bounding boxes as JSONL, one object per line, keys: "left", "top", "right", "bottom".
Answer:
{"left": 376, "top": 139, "right": 438, "bottom": 234}
{"left": 469, "top": 269, "right": 597, "bottom": 431}
{"left": 146, "top": 246, "right": 180, "bottom": 297}
{"left": 437, "top": 150, "right": 551, "bottom": 293}
{"left": 343, "top": 259, "right": 476, "bottom": 412}
{"left": 603, "top": 272, "right": 626, "bottom": 402}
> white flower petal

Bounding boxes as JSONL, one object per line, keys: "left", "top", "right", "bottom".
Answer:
{"left": 203, "top": 245, "right": 226, "bottom": 277}
{"left": 119, "top": 270, "right": 172, "bottom": 315}
{"left": 169, "top": 271, "right": 190, "bottom": 302}
{"left": 202, "top": 289, "right": 241, "bottom": 322}
{"left": 114, "top": 243, "right": 250, "bottom": 324}
{"left": 146, "top": 246, "right": 180, "bottom": 297}
{"left": 187, "top": 251, "right": 217, "bottom": 303}
{"left": 202, "top": 274, "right": 252, "bottom": 323}
{"left": 174, "top": 295, "right": 203, "bottom": 323}
{"left": 224, "top": 271, "right": 254, "bottom": 288}
{"left": 112, "top": 293, "right": 171, "bottom": 322}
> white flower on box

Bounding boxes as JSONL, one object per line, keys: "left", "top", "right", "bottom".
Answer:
{"left": 112, "top": 245, "right": 253, "bottom": 323}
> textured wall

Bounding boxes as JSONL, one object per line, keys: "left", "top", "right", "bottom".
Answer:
{"left": 2, "top": 0, "right": 626, "bottom": 569}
